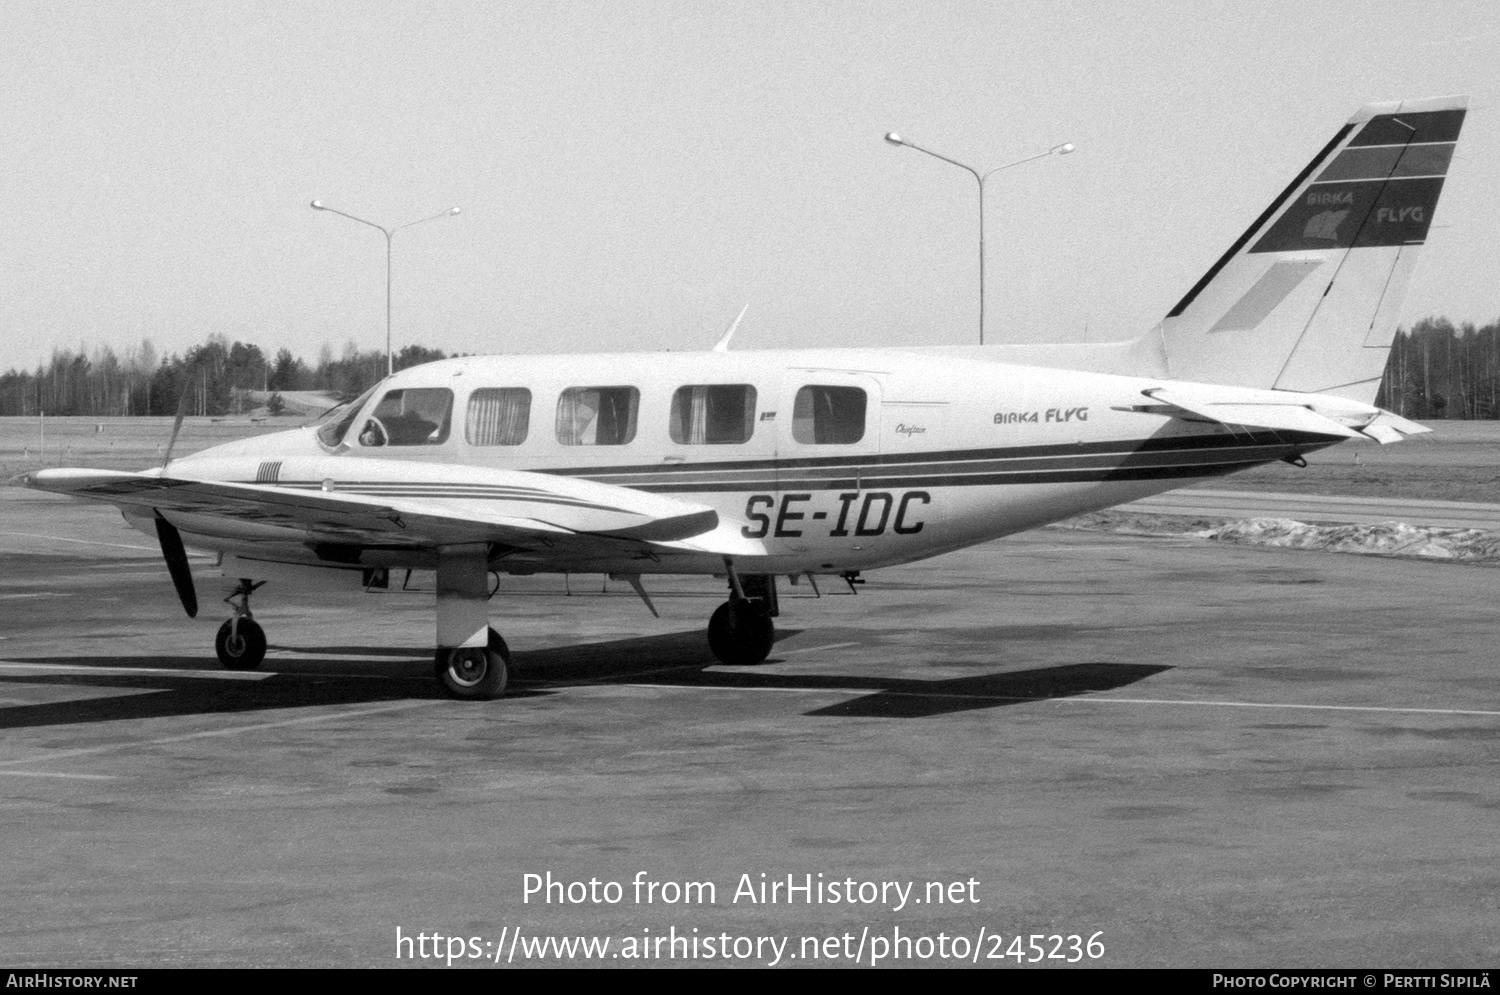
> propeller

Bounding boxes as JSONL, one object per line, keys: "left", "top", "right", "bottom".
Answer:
{"left": 154, "top": 515, "right": 198, "bottom": 618}
{"left": 156, "top": 366, "right": 199, "bottom": 615}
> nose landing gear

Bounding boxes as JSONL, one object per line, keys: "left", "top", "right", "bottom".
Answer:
{"left": 215, "top": 579, "right": 267, "bottom": 670}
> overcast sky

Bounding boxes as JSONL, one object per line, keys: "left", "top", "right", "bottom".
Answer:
{"left": 2, "top": 0, "right": 1496, "bottom": 373}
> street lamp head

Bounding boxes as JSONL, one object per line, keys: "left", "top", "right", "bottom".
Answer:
{"left": 1054, "top": 143, "right": 1076, "bottom": 156}
{"left": 310, "top": 200, "right": 326, "bottom": 210}
{"left": 884, "top": 132, "right": 905, "bottom": 146}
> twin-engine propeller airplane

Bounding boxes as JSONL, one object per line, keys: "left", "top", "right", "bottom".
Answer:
{"left": 16, "top": 96, "right": 1466, "bottom": 700}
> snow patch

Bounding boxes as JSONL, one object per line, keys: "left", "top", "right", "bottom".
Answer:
{"left": 1196, "top": 518, "right": 1500, "bottom": 561}
{"left": 1056, "top": 511, "right": 1500, "bottom": 563}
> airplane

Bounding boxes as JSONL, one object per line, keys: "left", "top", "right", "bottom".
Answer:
{"left": 14, "top": 95, "right": 1466, "bottom": 700}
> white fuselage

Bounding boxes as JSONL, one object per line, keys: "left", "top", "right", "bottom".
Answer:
{"left": 158, "top": 348, "right": 1340, "bottom": 578}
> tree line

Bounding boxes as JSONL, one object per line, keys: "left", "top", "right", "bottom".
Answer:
{"left": 0, "top": 337, "right": 446, "bottom": 417}
{"left": 1374, "top": 317, "right": 1500, "bottom": 420}
{"left": 2, "top": 317, "right": 1498, "bottom": 418}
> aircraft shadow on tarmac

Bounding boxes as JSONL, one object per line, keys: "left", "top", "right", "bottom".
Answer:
{"left": 514, "top": 631, "right": 1170, "bottom": 718}
{"left": 0, "top": 630, "right": 1170, "bottom": 727}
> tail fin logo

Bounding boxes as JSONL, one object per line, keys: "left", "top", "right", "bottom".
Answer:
{"left": 1303, "top": 209, "right": 1350, "bottom": 241}
{"left": 1163, "top": 95, "right": 1467, "bottom": 402}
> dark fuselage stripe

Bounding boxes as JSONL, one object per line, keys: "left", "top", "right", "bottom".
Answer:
{"left": 628, "top": 460, "right": 1262, "bottom": 492}
{"left": 230, "top": 433, "right": 1335, "bottom": 502}
{"left": 580, "top": 441, "right": 1302, "bottom": 487}
{"left": 246, "top": 449, "right": 1317, "bottom": 499}
{"left": 536, "top": 430, "right": 1340, "bottom": 479}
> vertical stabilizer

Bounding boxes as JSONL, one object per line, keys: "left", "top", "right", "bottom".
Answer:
{"left": 1159, "top": 96, "right": 1466, "bottom": 401}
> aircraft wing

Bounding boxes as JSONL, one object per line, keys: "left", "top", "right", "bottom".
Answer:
{"left": 15, "top": 459, "right": 721, "bottom": 552}
{"left": 1136, "top": 384, "right": 1430, "bottom": 444}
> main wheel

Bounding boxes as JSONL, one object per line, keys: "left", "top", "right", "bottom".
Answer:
{"left": 215, "top": 617, "right": 267, "bottom": 670}
{"left": 435, "top": 627, "right": 510, "bottom": 700}
{"left": 707, "top": 600, "right": 775, "bottom": 666}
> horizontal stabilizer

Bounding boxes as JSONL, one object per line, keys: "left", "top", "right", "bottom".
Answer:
{"left": 1360, "top": 409, "right": 1431, "bottom": 437}
{"left": 1139, "top": 384, "right": 1427, "bottom": 445}
{"left": 1143, "top": 387, "right": 1363, "bottom": 440}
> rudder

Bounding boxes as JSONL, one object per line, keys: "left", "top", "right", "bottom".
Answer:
{"left": 1159, "top": 96, "right": 1466, "bottom": 402}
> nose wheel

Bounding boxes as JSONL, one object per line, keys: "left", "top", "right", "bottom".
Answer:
{"left": 215, "top": 579, "right": 267, "bottom": 670}
{"left": 435, "top": 627, "right": 510, "bottom": 700}
{"left": 216, "top": 617, "right": 267, "bottom": 670}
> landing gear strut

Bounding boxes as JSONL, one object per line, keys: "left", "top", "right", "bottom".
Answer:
{"left": 435, "top": 627, "right": 510, "bottom": 700}
{"left": 215, "top": 579, "right": 266, "bottom": 670}
{"left": 707, "top": 559, "right": 776, "bottom": 665}
{"left": 433, "top": 545, "right": 509, "bottom": 700}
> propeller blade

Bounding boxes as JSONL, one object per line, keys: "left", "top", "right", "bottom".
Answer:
{"left": 162, "top": 366, "right": 196, "bottom": 468}
{"left": 154, "top": 515, "right": 198, "bottom": 618}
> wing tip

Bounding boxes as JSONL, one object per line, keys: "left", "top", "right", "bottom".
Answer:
{"left": 593, "top": 508, "right": 720, "bottom": 543}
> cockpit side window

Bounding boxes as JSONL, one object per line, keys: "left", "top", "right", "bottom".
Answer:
{"left": 792, "top": 385, "right": 866, "bottom": 444}
{"left": 357, "top": 388, "right": 453, "bottom": 447}
{"left": 314, "top": 386, "right": 378, "bottom": 450}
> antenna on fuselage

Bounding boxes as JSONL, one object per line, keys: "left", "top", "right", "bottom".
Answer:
{"left": 711, "top": 303, "right": 750, "bottom": 352}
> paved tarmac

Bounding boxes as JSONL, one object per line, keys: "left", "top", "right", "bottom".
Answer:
{"left": 1124, "top": 489, "right": 1500, "bottom": 529}
{"left": 1, "top": 488, "right": 1498, "bottom": 968}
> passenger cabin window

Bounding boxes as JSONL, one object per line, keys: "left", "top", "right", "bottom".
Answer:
{"left": 466, "top": 388, "right": 531, "bottom": 446}
{"left": 670, "top": 385, "right": 757, "bottom": 445}
{"left": 792, "top": 385, "right": 866, "bottom": 444}
{"left": 357, "top": 388, "right": 453, "bottom": 447}
{"left": 557, "top": 386, "right": 639, "bottom": 446}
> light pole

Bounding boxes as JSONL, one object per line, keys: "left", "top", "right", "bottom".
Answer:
{"left": 310, "top": 201, "right": 462, "bottom": 376}
{"left": 884, "top": 133, "right": 1074, "bottom": 344}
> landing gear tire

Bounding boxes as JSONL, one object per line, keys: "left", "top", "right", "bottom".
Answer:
{"left": 707, "top": 600, "right": 775, "bottom": 666}
{"left": 215, "top": 617, "right": 267, "bottom": 670}
{"left": 435, "top": 627, "right": 510, "bottom": 700}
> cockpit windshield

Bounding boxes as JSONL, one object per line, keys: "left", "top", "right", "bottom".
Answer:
{"left": 313, "top": 386, "right": 379, "bottom": 450}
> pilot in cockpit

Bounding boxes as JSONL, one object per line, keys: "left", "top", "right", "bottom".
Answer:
{"left": 358, "top": 388, "right": 449, "bottom": 447}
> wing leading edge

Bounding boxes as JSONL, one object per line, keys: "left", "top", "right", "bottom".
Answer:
{"left": 15, "top": 458, "right": 724, "bottom": 552}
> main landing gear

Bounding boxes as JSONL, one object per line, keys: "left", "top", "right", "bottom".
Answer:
{"left": 707, "top": 561, "right": 777, "bottom": 666}
{"left": 215, "top": 579, "right": 267, "bottom": 670}
{"left": 434, "top": 546, "right": 510, "bottom": 701}
{"left": 435, "top": 627, "right": 511, "bottom": 701}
